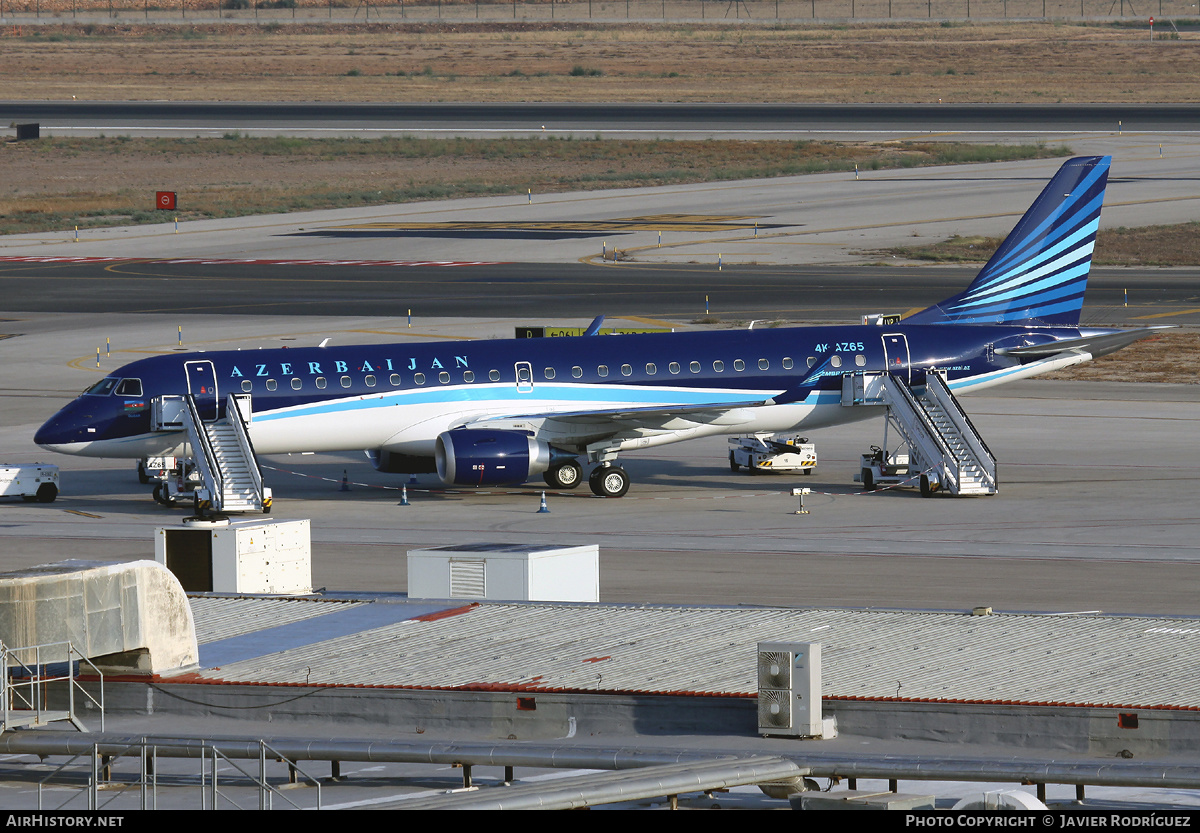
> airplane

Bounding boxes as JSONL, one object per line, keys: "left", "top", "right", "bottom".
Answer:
{"left": 35, "top": 156, "right": 1164, "bottom": 499}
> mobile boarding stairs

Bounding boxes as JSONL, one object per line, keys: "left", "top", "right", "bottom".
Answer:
{"left": 843, "top": 370, "right": 997, "bottom": 497}
{"left": 150, "top": 393, "right": 271, "bottom": 514}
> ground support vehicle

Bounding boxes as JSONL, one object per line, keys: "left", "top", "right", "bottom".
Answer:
{"left": 0, "top": 464, "right": 59, "bottom": 503}
{"left": 728, "top": 434, "right": 817, "bottom": 475}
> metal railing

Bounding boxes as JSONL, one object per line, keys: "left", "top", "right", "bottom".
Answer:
{"left": 1, "top": 640, "right": 103, "bottom": 734}
{"left": 183, "top": 392, "right": 224, "bottom": 508}
{"left": 226, "top": 393, "right": 266, "bottom": 507}
{"left": 32, "top": 737, "right": 321, "bottom": 810}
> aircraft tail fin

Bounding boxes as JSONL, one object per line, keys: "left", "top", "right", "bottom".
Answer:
{"left": 905, "top": 156, "right": 1111, "bottom": 327}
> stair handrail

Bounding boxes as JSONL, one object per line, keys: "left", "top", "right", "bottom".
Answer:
{"left": 182, "top": 394, "right": 223, "bottom": 504}
{"left": 924, "top": 372, "right": 998, "bottom": 489}
{"left": 225, "top": 393, "right": 265, "bottom": 503}
{"left": 882, "top": 373, "right": 963, "bottom": 491}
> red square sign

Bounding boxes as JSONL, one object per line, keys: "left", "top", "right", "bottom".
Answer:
{"left": 156, "top": 191, "right": 177, "bottom": 211}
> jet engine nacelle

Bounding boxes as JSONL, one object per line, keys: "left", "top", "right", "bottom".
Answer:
{"left": 436, "top": 429, "right": 566, "bottom": 486}
{"left": 366, "top": 449, "right": 436, "bottom": 474}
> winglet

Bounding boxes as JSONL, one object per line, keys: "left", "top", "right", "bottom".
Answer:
{"left": 584, "top": 315, "right": 606, "bottom": 336}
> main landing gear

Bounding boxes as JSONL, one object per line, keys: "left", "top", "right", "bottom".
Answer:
{"left": 588, "top": 465, "right": 630, "bottom": 498}
{"left": 541, "top": 459, "right": 630, "bottom": 498}
{"left": 542, "top": 460, "right": 583, "bottom": 490}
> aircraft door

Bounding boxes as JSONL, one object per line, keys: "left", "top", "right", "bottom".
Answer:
{"left": 515, "top": 361, "right": 534, "bottom": 394}
{"left": 881, "top": 333, "right": 911, "bottom": 384}
{"left": 184, "top": 360, "right": 219, "bottom": 421}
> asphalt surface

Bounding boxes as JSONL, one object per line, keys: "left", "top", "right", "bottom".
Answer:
{"left": 0, "top": 259, "right": 1194, "bottom": 323}
{"left": 5, "top": 101, "right": 1200, "bottom": 135}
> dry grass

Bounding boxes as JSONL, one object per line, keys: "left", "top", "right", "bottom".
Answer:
{"left": 873, "top": 223, "right": 1200, "bottom": 267}
{"left": 1042, "top": 331, "right": 1200, "bottom": 384}
{"left": 0, "top": 136, "right": 1066, "bottom": 233}
{"left": 1, "top": 21, "right": 1199, "bottom": 103}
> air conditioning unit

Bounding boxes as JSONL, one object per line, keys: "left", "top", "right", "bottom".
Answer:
{"left": 757, "top": 641, "right": 822, "bottom": 738}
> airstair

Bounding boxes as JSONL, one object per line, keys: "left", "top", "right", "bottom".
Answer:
{"left": 843, "top": 371, "right": 997, "bottom": 497}
{"left": 153, "top": 393, "right": 270, "bottom": 514}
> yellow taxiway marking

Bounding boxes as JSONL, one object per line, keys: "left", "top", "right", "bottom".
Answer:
{"left": 1131, "top": 308, "right": 1200, "bottom": 320}
{"left": 332, "top": 214, "right": 768, "bottom": 233}
{"left": 65, "top": 509, "right": 103, "bottom": 519}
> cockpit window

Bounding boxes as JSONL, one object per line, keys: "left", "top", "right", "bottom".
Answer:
{"left": 114, "top": 378, "right": 143, "bottom": 397}
{"left": 83, "top": 377, "right": 119, "bottom": 396}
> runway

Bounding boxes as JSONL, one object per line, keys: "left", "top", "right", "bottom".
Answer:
{"left": 5, "top": 101, "right": 1200, "bottom": 137}
{"left": 1, "top": 258, "right": 1196, "bottom": 324}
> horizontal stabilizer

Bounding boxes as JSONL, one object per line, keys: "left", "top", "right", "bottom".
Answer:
{"left": 995, "top": 326, "right": 1173, "bottom": 361}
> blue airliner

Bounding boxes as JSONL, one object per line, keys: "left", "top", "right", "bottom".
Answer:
{"left": 35, "top": 156, "right": 1160, "bottom": 498}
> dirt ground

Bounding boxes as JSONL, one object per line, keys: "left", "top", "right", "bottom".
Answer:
{"left": 1, "top": 21, "right": 1198, "bottom": 103}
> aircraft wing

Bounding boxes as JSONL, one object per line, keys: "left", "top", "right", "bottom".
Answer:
{"left": 996, "top": 326, "right": 1172, "bottom": 361}
{"left": 473, "top": 397, "right": 776, "bottom": 425}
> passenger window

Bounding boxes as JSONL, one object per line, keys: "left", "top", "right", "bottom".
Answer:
{"left": 463, "top": 371, "right": 475, "bottom": 383}
{"left": 439, "top": 372, "right": 450, "bottom": 384}
{"left": 669, "top": 362, "right": 680, "bottom": 374}
{"left": 598, "top": 365, "right": 609, "bottom": 378}
{"left": 645, "top": 363, "right": 657, "bottom": 375}
{"left": 415, "top": 373, "right": 426, "bottom": 385}
{"left": 365, "top": 375, "right": 376, "bottom": 387}
{"left": 266, "top": 379, "right": 278, "bottom": 391}
{"left": 544, "top": 367, "right": 556, "bottom": 380}
{"left": 115, "top": 378, "right": 143, "bottom": 397}
{"left": 782, "top": 357, "right": 793, "bottom": 370}
{"left": 689, "top": 361, "right": 701, "bottom": 373}
{"left": 340, "top": 376, "right": 352, "bottom": 388}
{"left": 291, "top": 378, "right": 302, "bottom": 390}
{"left": 713, "top": 360, "right": 724, "bottom": 372}
{"left": 733, "top": 359, "right": 745, "bottom": 371}
{"left": 831, "top": 356, "right": 842, "bottom": 368}
{"left": 621, "top": 364, "right": 632, "bottom": 376}
{"left": 489, "top": 369, "right": 500, "bottom": 381}
{"left": 855, "top": 354, "right": 866, "bottom": 367}
{"left": 572, "top": 366, "right": 583, "bottom": 379}
{"left": 758, "top": 359, "right": 769, "bottom": 370}
{"left": 807, "top": 357, "right": 816, "bottom": 368}
{"left": 241, "top": 380, "right": 253, "bottom": 392}
{"left": 390, "top": 374, "right": 401, "bottom": 386}
{"left": 316, "top": 377, "right": 327, "bottom": 389}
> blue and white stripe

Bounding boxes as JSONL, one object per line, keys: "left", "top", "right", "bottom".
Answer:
{"left": 908, "top": 156, "right": 1111, "bottom": 327}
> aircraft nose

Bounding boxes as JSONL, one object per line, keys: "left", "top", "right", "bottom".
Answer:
{"left": 34, "top": 404, "right": 94, "bottom": 451}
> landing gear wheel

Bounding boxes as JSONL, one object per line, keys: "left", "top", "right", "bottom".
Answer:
{"left": 589, "top": 465, "right": 630, "bottom": 498}
{"left": 861, "top": 468, "right": 875, "bottom": 492}
{"left": 35, "top": 483, "right": 57, "bottom": 503}
{"left": 543, "top": 461, "right": 583, "bottom": 490}
{"left": 153, "top": 484, "right": 177, "bottom": 507}
{"left": 728, "top": 452, "right": 739, "bottom": 472}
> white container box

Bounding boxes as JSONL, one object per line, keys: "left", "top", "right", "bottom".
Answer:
{"left": 155, "top": 518, "right": 312, "bottom": 595}
{"left": 407, "top": 543, "right": 599, "bottom": 602}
